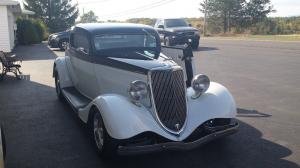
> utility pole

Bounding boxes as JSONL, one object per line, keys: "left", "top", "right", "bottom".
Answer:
{"left": 227, "top": 11, "right": 230, "bottom": 32}
{"left": 203, "top": 0, "right": 207, "bottom": 37}
{"left": 48, "top": 0, "right": 51, "bottom": 20}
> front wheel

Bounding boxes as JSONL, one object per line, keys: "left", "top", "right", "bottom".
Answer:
{"left": 90, "top": 110, "right": 118, "bottom": 157}
{"left": 192, "top": 41, "right": 199, "bottom": 50}
{"left": 164, "top": 37, "right": 174, "bottom": 46}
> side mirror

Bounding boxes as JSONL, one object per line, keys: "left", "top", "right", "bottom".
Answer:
{"left": 76, "top": 47, "right": 88, "bottom": 55}
{"left": 158, "top": 25, "right": 164, "bottom": 29}
{"left": 188, "top": 23, "right": 192, "bottom": 27}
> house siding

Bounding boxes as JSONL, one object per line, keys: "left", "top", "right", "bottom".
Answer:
{"left": 7, "top": 8, "right": 15, "bottom": 50}
{"left": 0, "top": 6, "right": 11, "bottom": 52}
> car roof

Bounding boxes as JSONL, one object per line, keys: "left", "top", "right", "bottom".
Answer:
{"left": 74, "top": 23, "right": 156, "bottom": 35}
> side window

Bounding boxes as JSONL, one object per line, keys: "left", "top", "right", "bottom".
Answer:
{"left": 71, "top": 32, "right": 90, "bottom": 54}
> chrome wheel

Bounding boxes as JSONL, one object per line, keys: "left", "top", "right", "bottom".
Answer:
{"left": 93, "top": 113, "right": 104, "bottom": 151}
{"left": 61, "top": 41, "right": 68, "bottom": 50}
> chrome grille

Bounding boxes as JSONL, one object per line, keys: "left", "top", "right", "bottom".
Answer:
{"left": 150, "top": 69, "right": 187, "bottom": 132}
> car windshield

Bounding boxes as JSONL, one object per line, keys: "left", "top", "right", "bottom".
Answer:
{"left": 165, "top": 19, "right": 188, "bottom": 28}
{"left": 94, "top": 33, "right": 158, "bottom": 59}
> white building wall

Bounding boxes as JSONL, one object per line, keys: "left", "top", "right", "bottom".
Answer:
{"left": 0, "top": 6, "right": 11, "bottom": 52}
{"left": 7, "top": 8, "right": 15, "bottom": 50}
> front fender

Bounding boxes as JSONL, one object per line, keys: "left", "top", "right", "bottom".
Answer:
{"left": 78, "top": 94, "right": 164, "bottom": 140}
{"left": 53, "top": 57, "right": 73, "bottom": 88}
{"left": 181, "top": 82, "right": 237, "bottom": 138}
{"left": 78, "top": 82, "right": 236, "bottom": 141}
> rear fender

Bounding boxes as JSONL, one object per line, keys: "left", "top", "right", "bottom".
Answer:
{"left": 53, "top": 57, "right": 73, "bottom": 88}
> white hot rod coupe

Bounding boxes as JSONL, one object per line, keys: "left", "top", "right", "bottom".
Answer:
{"left": 53, "top": 23, "right": 238, "bottom": 156}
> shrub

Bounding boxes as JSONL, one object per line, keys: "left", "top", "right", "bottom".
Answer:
{"left": 32, "top": 20, "right": 48, "bottom": 41}
{"left": 16, "top": 18, "right": 48, "bottom": 44}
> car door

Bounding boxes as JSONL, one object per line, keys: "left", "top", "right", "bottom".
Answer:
{"left": 68, "top": 30, "right": 99, "bottom": 99}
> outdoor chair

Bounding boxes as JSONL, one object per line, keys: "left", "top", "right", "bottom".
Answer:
{"left": 0, "top": 51, "right": 22, "bottom": 80}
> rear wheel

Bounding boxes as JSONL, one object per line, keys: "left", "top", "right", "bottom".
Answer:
{"left": 54, "top": 70, "right": 64, "bottom": 100}
{"left": 58, "top": 40, "right": 68, "bottom": 51}
{"left": 90, "top": 109, "right": 119, "bottom": 157}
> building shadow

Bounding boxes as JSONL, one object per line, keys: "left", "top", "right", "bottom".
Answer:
{"left": 12, "top": 43, "right": 58, "bottom": 61}
{"left": 0, "top": 77, "right": 298, "bottom": 168}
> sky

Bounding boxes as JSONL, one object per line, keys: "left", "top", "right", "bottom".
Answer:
{"left": 76, "top": 0, "right": 300, "bottom": 21}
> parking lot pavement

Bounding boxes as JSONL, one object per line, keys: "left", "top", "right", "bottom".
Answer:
{"left": 0, "top": 41, "right": 299, "bottom": 168}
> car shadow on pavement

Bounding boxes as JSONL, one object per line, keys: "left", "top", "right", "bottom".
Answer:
{"left": 13, "top": 43, "right": 58, "bottom": 61}
{"left": 0, "top": 78, "right": 298, "bottom": 168}
{"left": 195, "top": 46, "right": 219, "bottom": 51}
{"left": 107, "top": 120, "right": 298, "bottom": 168}
{"left": 237, "top": 108, "right": 272, "bottom": 118}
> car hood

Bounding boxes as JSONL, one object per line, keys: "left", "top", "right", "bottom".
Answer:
{"left": 165, "top": 27, "right": 198, "bottom": 32}
{"left": 105, "top": 55, "right": 177, "bottom": 74}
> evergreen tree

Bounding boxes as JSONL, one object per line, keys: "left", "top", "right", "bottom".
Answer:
{"left": 24, "top": 0, "right": 79, "bottom": 32}
{"left": 79, "top": 11, "right": 98, "bottom": 23}
{"left": 244, "top": 0, "right": 275, "bottom": 25}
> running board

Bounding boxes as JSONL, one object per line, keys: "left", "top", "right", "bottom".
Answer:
{"left": 61, "top": 87, "right": 91, "bottom": 112}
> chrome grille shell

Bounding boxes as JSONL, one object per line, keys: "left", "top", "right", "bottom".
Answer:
{"left": 148, "top": 67, "right": 187, "bottom": 135}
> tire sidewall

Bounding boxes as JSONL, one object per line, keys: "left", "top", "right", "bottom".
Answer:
{"left": 54, "top": 71, "right": 63, "bottom": 100}
{"left": 90, "top": 109, "right": 117, "bottom": 156}
{"left": 164, "top": 37, "right": 171, "bottom": 46}
{"left": 58, "top": 40, "right": 68, "bottom": 51}
{"left": 192, "top": 41, "right": 199, "bottom": 49}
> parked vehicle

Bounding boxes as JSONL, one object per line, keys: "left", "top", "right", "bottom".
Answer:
{"left": 48, "top": 29, "right": 70, "bottom": 50}
{"left": 53, "top": 23, "right": 238, "bottom": 156}
{"left": 154, "top": 18, "right": 200, "bottom": 49}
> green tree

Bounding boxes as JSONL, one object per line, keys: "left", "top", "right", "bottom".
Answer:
{"left": 200, "top": 0, "right": 246, "bottom": 33}
{"left": 24, "top": 0, "right": 79, "bottom": 32}
{"left": 79, "top": 11, "right": 98, "bottom": 23}
{"left": 244, "top": 0, "right": 275, "bottom": 26}
{"left": 200, "top": 0, "right": 274, "bottom": 33}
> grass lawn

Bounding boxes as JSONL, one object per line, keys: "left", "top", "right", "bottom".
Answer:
{"left": 203, "top": 34, "right": 300, "bottom": 42}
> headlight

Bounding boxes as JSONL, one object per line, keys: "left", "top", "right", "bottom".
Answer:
{"left": 128, "top": 80, "right": 149, "bottom": 104}
{"left": 191, "top": 74, "right": 210, "bottom": 98}
{"left": 52, "top": 35, "right": 58, "bottom": 39}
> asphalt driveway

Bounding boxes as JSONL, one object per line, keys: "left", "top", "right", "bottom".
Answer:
{"left": 0, "top": 40, "right": 299, "bottom": 168}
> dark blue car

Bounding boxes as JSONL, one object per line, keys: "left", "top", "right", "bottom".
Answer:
{"left": 48, "top": 30, "right": 70, "bottom": 50}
